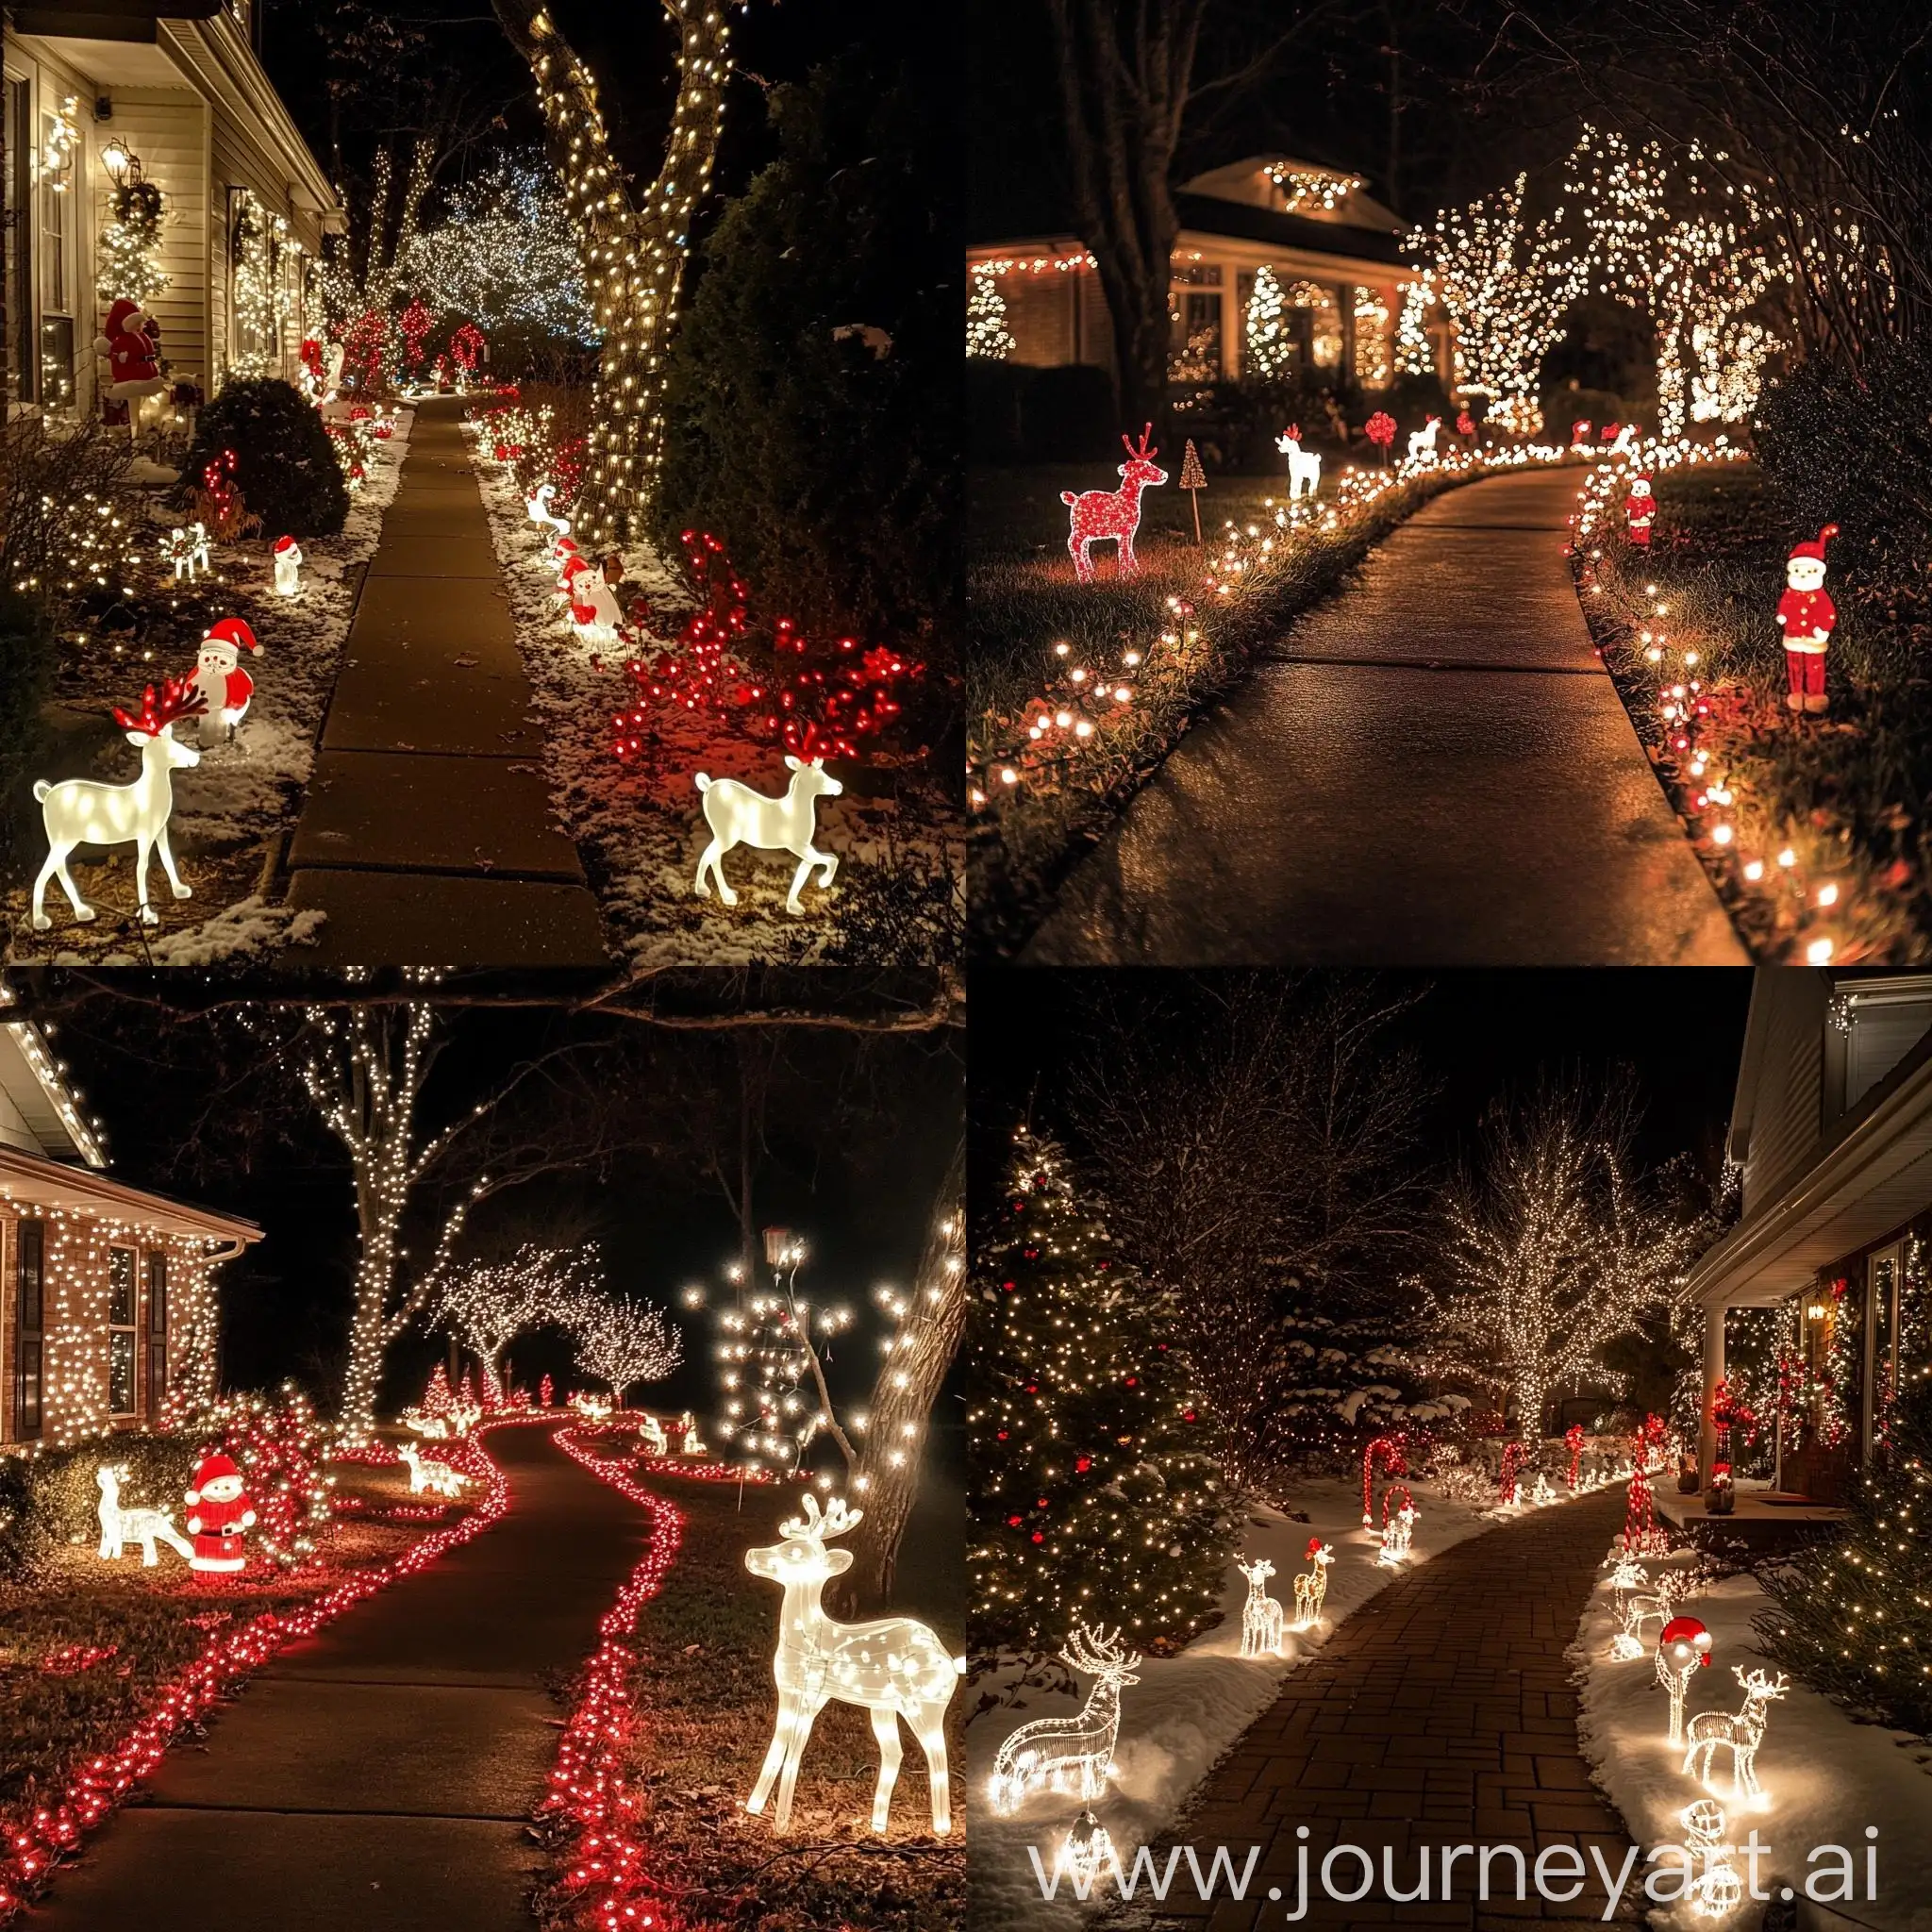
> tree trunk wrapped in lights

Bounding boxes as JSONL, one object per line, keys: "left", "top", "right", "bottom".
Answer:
{"left": 490, "top": 0, "right": 737, "bottom": 550}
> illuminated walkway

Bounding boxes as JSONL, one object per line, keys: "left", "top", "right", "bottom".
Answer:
{"left": 30, "top": 1427, "right": 646, "bottom": 1932}
{"left": 286, "top": 396, "right": 607, "bottom": 965}
{"left": 1025, "top": 468, "right": 1745, "bottom": 966}
{"left": 1144, "top": 1483, "right": 1640, "bottom": 1929}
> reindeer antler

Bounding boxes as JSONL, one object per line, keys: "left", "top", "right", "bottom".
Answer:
{"left": 777, "top": 1491, "right": 864, "bottom": 1541}
{"left": 1062, "top": 1623, "right": 1142, "bottom": 1676}
{"left": 114, "top": 676, "right": 207, "bottom": 737}
{"left": 1123, "top": 422, "right": 1158, "bottom": 461}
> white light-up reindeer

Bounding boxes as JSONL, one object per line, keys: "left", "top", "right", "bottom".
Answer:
{"left": 1608, "top": 1560, "right": 1678, "bottom": 1660}
{"left": 638, "top": 1414, "right": 669, "bottom": 1457}
{"left": 1292, "top": 1538, "right": 1334, "bottom": 1629}
{"left": 1407, "top": 416, "right": 1442, "bottom": 463}
{"left": 989, "top": 1624, "right": 1141, "bottom": 1815}
{"left": 1377, "top": 1491, "right": 1418, "bottom": 1566}
{"left": 96, "top": 1464, "right": 194, "bottom": 1566}
{"left": 679, "top": 1411, "right": 708, "bottom": 1457}
{"left": 744, "top": 1492, "right": 961, "bottom": 1834}
{"left": 399, "top": 1441, "right": 470, "bottom": 1498}
{"left": 164, "top": 523, "right": 210, "bottom": 585}
{"left": 1275, "top": 425, "right": 1323, "bottom": 501}
{"left": 1605, "top": 423, "right": 1638, "bottom": 457}
{"left": 525, "top": 481, "right": 570, "bottom": 543}
{"left": 1684, "top": 1667, "right": 1787, "bottom": 1802}
{"left": 1238, "top": 1557, "right": 1285, "bottom": 1657}
{"left": 693, "top": 757, "right": 842, "bottom": 915}
{"left": 32, "top": 678, "right": 203, "bottom": 931}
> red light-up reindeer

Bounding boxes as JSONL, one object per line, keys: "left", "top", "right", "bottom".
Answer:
{"left": 744, "top": 1492, "right": 961, "bottom": 1834}
{"left": 1062, "top": 425, "right": 1167, "bottom": 582}
{"left": 32, "top": 678, "right": 205, "bottom": 931}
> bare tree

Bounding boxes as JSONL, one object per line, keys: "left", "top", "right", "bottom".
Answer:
{"left": 566, "top": 1281, "right": 684, "bottom": 1404}
{"left": 434, "top": 1243, "right": 596, "bottom": 1382}
{"left": 1075, "top": 974, "right": 1436, "bottom": 1485}
{"left": 1424, "top": 1080, "right": 1706, "bottom": 1441}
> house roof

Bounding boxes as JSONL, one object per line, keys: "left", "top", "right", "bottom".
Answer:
{"left": 0, "top": 1141, "right": 260, "bottom": 1246}
{"left": 0, "top": 1023, "right": 105, "bottom": 1168}
{"left": 1173, "top": 191, "right": 1408, "bottom": 269}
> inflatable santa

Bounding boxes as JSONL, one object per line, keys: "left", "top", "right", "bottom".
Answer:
{"left": 94, "top": 298, "right": 166, "bottom": 404}
{"left": 185, "top": 1452, "right": 256, "bottom": 1574}
{"left": 1775, "top": 524, "right": 1839, "bottom": 716}
{"left": 191, "top": 617, "right": 261, "bottom": 741}
{"left": 1624, "top": 475, "right": 1657, "bottom": 548}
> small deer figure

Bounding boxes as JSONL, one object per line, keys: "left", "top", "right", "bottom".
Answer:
{"left": 96, "top": 1465, "right": 193, "bottom": 1566}
{"left": 989, "top": 1624, "right": 1141, "bottom": 1815}
{"left": 1062, "top": 425, "right": 1168, "bottom": 582}
{"left": 398, "top": 1441, "right": 469, "bottom": 1497}
{"left": 525, "top": 481, "right": 571, "bottom": 542}
{"left": 32, "top": 678, "right": 204, "bottom": 931}
{"left": 1238, "top": 1557, "right": 1285, "bottom": 1657}
{"left": 1610, "top": 1565, "right": 1678, "bottom": 1660}
{"left": 637, "top": 1413, "right": 669, "bottom": 1457}
{"left": 693, "top": 757, "right": 843, "bottom": 915}
{"left": 1605, "top": 422, "right": 1638, "bottom": 456}
{"left": 1291, "top": 1538, "right": 1334, "bottom": 1628}
{"left": 1407, "top": 416, "right": 1442, "bottom": 462}
{"left": 1274, "top": 424, "right": 1323, "bottom": 501}
{"left": 744, "top": 1492, "right": 961, "bottom": 1834}
{"left": 1684, "top": 1667, "right": 1787, "bottom": 1801}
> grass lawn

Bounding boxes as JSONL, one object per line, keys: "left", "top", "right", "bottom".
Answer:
{"left": 1577, "top": 459, "right": 1932, "bottom": 962}
{"left": 581, "top": 1462, "right": 964, "bottom": 1932}
{"left": 0, "top": 1454, "right": 468, "bottom": 1819}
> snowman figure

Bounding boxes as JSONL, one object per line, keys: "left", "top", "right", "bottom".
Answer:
{"left": 559, "top": 551, "right": 625, "bottom": 641}
{"left": 1624, "top": 475, "right": 1657, "bottom": 548}
{"left": 273, "top": 535, "right": 304, "bottom": 597}
{"left": 1775, "top": 524, "right": 1839, "bottom": 716}
{"left": 184, "top": 1451, "right": 257, "bottom": 1574}
{"left": 191, "top": 617, "right": 262, "bottom": 741}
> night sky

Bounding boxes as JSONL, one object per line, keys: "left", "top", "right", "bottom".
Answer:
{"left": 968, "top": 968, "right": 1755, "bottom": 1199}
{"left": 37, "top": 985, "right": 961, "bottom": 1458}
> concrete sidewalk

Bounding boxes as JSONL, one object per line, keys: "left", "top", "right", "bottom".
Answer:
{"left": 1025, "top": 468, "right": 1746, "bottom": 965}
{"left": 286, "top": 397, "right": 608, "bottom": 965}
{"left": 31, "top": 1427, "right": 648, "bottom": 1932}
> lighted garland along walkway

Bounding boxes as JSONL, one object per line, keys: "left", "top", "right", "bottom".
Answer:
{"left": 30, "top": 1426, "right": 651, "bottom": 1932}
{"left": 1141, "top": 1484, "right": 1639, "bottom": 1930}
{"left": 285, "top": 396, "right": 608, "bottom": 964}
{"left": 1024, "top": 467, "right": 1745, "bottom": 965}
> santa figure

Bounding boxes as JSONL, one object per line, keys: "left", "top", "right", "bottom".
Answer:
{"left": 1624, "top": 475, "right": 1657, "bottom": 548}
{"left": 559, "top": 551, "right": 624, "bottom": 640}
{"left": 273, "top": 535, "right": 303, "bottom": 597}
{"left": 185, "top": 1452, "right": 256, "bottom": 1574}
{"left": 94, "top": 297, "right": 166, "bottom": 404}
{"left": 191, "top": 617, "right": 262, "bottom": 741}
{"left": 1775, "top": 524, "right": 1839, "bottom": 715}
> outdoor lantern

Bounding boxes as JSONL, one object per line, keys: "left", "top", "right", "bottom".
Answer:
{"left": 99, "top": 138, "right": 137, "bottom": 186}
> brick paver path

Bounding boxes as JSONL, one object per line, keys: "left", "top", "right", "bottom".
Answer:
{"left": 1144, "top": 1485, "right": 1641, "bottom": 1930}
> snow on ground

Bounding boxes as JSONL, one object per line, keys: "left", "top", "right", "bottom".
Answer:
{"left": 466, "top": 423, "right": 962, "bottom": 971}
{"left": 968, "top": 1474, "right": 1605, "bottom": 1931}
{"left": 1574, "top": 1543, "right": 1932, "bottom": 1931}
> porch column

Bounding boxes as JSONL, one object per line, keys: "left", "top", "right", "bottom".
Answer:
{"left": 1699, "top": 1303, "right": 1725, "bottom": 1493}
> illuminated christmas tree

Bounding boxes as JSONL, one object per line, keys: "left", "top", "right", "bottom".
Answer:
{"left": 969, "top": 1127, "right": 1229, "bottom": 1651}
{"left": 98, "top": 175, "right": 168, "bottom": 308}
{"left": 1244, "top": 264, "right": 1292, "bottom": 381}
{"left": 967, "top": 267, "right": 1014, "bottom": 360}
{"left": 1756, "top": 1379, "right": 1932, "bottom": 1731}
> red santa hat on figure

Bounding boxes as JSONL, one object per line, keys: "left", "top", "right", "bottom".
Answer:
{"left": 185, "top": 1451, "right": 256, "bottom": 1574}
{"left": 1658, "top": 1615, "right": 1713, "bottom": 1668}
{"left": 192, "top": 617, "right": 261, "bottom": 739}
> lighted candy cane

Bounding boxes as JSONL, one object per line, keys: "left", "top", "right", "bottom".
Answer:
{"left": 1362, "top": 1434, "right": 1406, "bottom": 1525}
{"left": 1565, "top": 1423, "right": 1585, "bottom": 1489}
{"left": 1498, "top": 1441, "right": 1528, "bottom": 1504}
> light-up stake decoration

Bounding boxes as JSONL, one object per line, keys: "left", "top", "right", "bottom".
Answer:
{"left": 988, "top": 1624, "right": 1141, "bottom": 1815}
{"left": 1291, "top": 1538, "right": 1333, "bottom": 1630}
{"left": 744, "top": 1493, "right": 960, "bottom": 1834}
{"left": 273, "top": 535, "right": 303, "bottom": 596}
{"left": 1238, "top": 1557, "right": 1285, "bottom": 1658}
{"left": 191, "top": 619, "right": 261, "bottom": 743}
{"left": 184, "top": 1452, "right": 255, "bottom": 1574}
{"left": 1362, "top": 1434, "right": 1406, "bottom": 1525}
{"left": 1657, "top": 1614, "right": 1713, "bottom": 1746}
{"left": 692, "top": 757, "right": 842, "bottom": 916}
{"left": 1608, "top": 1560, "right": 1678, "bottom": 1660}
{"left": 399, "top": 1442, "right": 471, "bottom": 1497}
{"left": 1274, "top": 425, "right": 1322, "bottom": 501}
{"left": 1376, "top": 1487, "right": 1417, "bottom": 1565}
{"left": 95, "top": 1465, "right": 192, "bottom": 1567}
{"left": 1407, "top": 416, "right": 1442, "bottom": 463}
{"left": 1062, "top": 425, "right": 1167, "bottom": 583}
{"left": 32, "top": 678, "right": 204, "bottom": 931}
{"left": 1684, "top": 1667, "right": 1786, "bottom": 1803}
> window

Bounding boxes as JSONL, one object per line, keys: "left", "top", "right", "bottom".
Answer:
{"left": 145, "top": 1251, "right": 168, "bottom": 1424}
{"left": 14, "top": 1220, "right": 43, "bottom": 1439}
{"left": 108, "top": 1246, "right": 136, "bottom": 1417}
{"left": 36, "top": 100, "right": 77, "bottom": 408}
{"left": 4, "top": 78, "right": 29, "bottom": 404}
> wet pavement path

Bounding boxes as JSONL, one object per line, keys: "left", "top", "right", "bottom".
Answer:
{"left": 1025, "top": 468, "right": 1745, "bottom": 965}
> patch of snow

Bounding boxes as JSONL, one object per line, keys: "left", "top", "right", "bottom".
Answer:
{"left": 44, "top": 896, "right": 325, "bottom": 966}
{"left": 1574, "top": 1544, "right": 1932, "bottom": 1930}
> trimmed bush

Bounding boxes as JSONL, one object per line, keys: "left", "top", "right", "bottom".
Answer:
{"left": 1541, "top": 383, "right": 1624, "bottom": 433}
{"left": 0, "top": 1436, "right": 201, "bottom": 1582}
{"left": 1754, "top": 339, "right": 1932, "bottom": 611}
{"left": 1019, "top": 363, "right": 1116, "bottom": 461}
{"left": 182, "top": 377, "right": 349, "bottom": 539}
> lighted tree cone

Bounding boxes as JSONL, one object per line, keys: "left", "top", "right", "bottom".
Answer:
{"left": 1238, "top": 1557, "right": 1286, "bottom": 1658}
{"left": 1178, "top": 440, "right": 1207, "bottom": 542}
{"left": 1062, "top": 426, "right": 1167, "bottom": 582}
{"left": 95, "top": 1465, "right": 193, "bottom": 1567}
{"left": 488, "top": 0, "right": 740, "bottom": 550}
{"left": 1657, "top": 1615, "right": 1714, "bottom": 1747}
{"left": 692, "top": 758, "right": 842, "bottom": 915}
{"left": 988, "top": 1624, "right": 1141, "bottom": 1816}
{"left": 1683, "top": 1667, "right": 1786, "bottom": 1804}
{"left": 744, "top": 1493, "right": 962, "bottom": 1835}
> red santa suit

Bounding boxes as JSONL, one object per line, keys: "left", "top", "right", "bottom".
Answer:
{"left": 185, "top": 1453, "right": 256, "bottom": 1574}
{"left": 192, "top": 618, "right": 261, "bottom": 741}
{"left": 1775, "top": 525, "right": 1839, "bottom": 714}
{"left": 1625, "top": 477, "right": 1657, "bottom": 547}
{"left": 94, "top": 298, "right": 166, "bottom": 402}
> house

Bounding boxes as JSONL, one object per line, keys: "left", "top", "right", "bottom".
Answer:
{"left": 0, "top": 1011, "right": 259, "bottom": 1448}
{"left": 968, "top": 157, "right": 1449, "bottom": 391}
{"left": 4, "top": 0, "right": 341, "bottom": 417}
{"left": 1682, "top": 969, "right": 1932, "bottom": 1529}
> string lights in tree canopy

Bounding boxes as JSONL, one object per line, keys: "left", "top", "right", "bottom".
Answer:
{"left": 489, "top": 0, "right": 742, "bottom": 551}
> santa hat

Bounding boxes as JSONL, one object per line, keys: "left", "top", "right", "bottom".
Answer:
{"left": 274, "top": 535, "right": 299, "bottom": 557}
{"left": 1789, "top": 524, "right": 1840, "bottom": 565}
{"left": 204, "top": 617, "right": 260, "bottom": 657}
{"left": 102, "top": 297, "right": 144, "bottom": 336}
{"left": 186, "top": 1452, "right": 242, "bottom": 1503}
{"left": 1305, "top": 1536, "right": 1325, "bottom": 1559}
{"left": 1659, "top": 1615, "right": 1712, "bottom": 1663}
